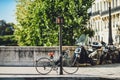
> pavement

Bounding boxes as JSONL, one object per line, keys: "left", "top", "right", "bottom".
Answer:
{"left": 0, "top": 63, "right": 120, "bottom": 80}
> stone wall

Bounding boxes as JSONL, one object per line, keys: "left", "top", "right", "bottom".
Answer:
{"left": 0, "top": 46, "right": 76, "bottom": 66}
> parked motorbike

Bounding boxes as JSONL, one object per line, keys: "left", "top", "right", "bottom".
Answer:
{"left": 73, "top": 46, "right": 95, "bottom": 66}
{"left": 87, "top": 47, "right": 99, "bottom": 65}
{"left": 99, "top": 45, "right": 117, "bottom": 64}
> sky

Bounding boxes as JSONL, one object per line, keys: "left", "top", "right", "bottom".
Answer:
{"left": 0, "top": 0, "right": 16, "bottom": 24}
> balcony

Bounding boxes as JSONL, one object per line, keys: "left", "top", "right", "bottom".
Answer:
{"left": 91, "top": 11, "right": 100, "bottom": 16}
{"left": 102, "top": 6, "right": 120, "bottom": 16}
{"left": 91, "top": 6, "right": 120, "bottom": 17}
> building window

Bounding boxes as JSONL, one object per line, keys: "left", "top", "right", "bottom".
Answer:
{"left": 113, "top": 21, "right": 115, "bottom": 28}
{"left": 104, "top": 1, "right": 105, "bottom": 11}
{"left": 94, "top": 4, "right": 96, "bottom": 12}
{"left": 100, "top": 2, "right": 102, "bottom": 11}
{"left": 112, "top": 0, "right": 114, "bottom": 8}
{"left": 98, "top": 35, "right": 100, "bottom": 41}
{"left": 105, "top": 22, "right": 106, "bottom": 29}
{"left": 101, "top": 21, "right": 102, "bottom": 31}
{"left": 115, "top": 0, "right": 117, "bottom": 7}
{"left": 98, "top": 22, "right": 100, "bottom": 31}
{"left": 97, "top": 3, "right": 99, "bottom": 11}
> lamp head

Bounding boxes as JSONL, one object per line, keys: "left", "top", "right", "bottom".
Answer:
{"left": 56, "top": 16, "right": 64, "bottom": 25}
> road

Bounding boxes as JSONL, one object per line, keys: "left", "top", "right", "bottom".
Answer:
{"left": 0, "top": 63, "right": 120, "bottom": 79}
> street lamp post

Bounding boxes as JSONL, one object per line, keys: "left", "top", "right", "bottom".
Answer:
{"left": 108, "top": 0, "right": 113, "bottom": 45}
{"left": 56, "top": 16, "right": 64, "bottom": 75}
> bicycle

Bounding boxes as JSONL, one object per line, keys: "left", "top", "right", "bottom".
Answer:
{"left": 35, "top": 50, "right": 79, "bottom": 75}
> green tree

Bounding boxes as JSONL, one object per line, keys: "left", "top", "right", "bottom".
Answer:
{"left": 0, "top": 20, "right": 14, "bottom": 35}
{"left": 0, "top": 20, "right": 7, "bottom": 35}
{"left": 15, "top": 0, "right": 94, "bottom": 46}
{"left": 0, "top": 20, "right": 16, "bottom": 46}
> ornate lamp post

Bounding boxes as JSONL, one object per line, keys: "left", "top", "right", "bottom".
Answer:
{"left": 107, "top": 0, "right": 113, "bottom": 45}
{"left": 56, "top": 16, "right": 64, "bottom": 75}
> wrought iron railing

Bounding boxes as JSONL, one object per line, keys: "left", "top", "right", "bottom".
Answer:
{"left": 91, "top": 6, "right": 120, "bottom": 16}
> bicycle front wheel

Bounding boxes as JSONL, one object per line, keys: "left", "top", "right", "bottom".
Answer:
{"left": 63, "top": 57, "right": 79, "bottom": 74}
{"left": 35, "top": 57, "right": 52, "bottom": 75}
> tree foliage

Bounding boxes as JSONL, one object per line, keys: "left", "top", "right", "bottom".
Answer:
{"left": 0, "top": 35, "right": 17, "bottom": 46}
{"left": 0, "top": 20, "right": 16, "bottom": 46}
{"left": 0, "top": 20, "right": 14, "bottom": 35}
{"left": 15, "top": 0, "right": 94, "bottom": 46}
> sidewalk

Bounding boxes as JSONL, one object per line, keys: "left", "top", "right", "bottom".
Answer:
{"left": 0, "top": 63, "right": 120, "bottom": 79}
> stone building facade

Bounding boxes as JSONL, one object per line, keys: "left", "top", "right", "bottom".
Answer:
{"left": 88, "top": 0, "right": 120, "bottom": 46}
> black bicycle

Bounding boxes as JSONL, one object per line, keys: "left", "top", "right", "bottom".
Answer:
{"left": 35, "top": 51, "right": 79, "bottom": 75}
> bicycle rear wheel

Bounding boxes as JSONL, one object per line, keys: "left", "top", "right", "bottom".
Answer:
{"left": 35, "top": 57, "right": 52, "bottom": 75}
{"left": 63, "top": 57, "right": 79, "bottom": 74}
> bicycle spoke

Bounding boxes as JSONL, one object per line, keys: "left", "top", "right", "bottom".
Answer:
{"left": 35, "top": 57, "right": 52, "bottom": 75}
{"left": 63, "top": 57, "right": 79, "bottom": 74}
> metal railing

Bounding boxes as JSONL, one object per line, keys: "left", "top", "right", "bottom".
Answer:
{"left": 91, "top": 6, "right": 120, "bottom": 16}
